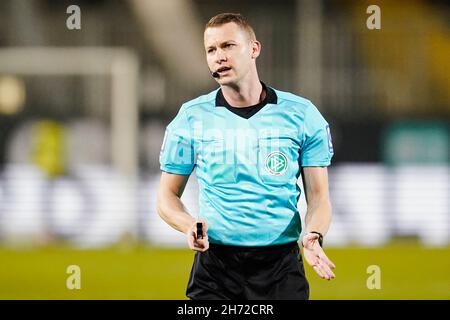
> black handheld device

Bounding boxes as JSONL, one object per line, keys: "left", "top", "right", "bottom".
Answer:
{"left": 196, "top": 222, "right": 203, "bottom": 239}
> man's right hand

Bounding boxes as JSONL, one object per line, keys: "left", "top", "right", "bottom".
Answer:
{"left": 186, "top": 221, "right": 209, "bottom": 252}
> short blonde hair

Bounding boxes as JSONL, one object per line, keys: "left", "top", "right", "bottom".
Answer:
{"left": 205, "top": 13, "right": 256, "bottom": 41}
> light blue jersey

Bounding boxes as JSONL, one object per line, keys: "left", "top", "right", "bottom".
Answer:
{"left": 160, "top": 84, "right": 334, "bottom": 246}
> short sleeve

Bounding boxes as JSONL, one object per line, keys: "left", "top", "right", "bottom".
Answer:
{"left": 300, "top": 102, "right": 334, "bottom": 167}
{"left": 159, "top": 107, "right": 196, "bottom": 175}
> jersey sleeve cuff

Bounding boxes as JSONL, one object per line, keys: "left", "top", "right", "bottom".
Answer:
{"left": 160, "top": 164, "right": 194, "bottom": 175}
{"left": 301, "top": 160, "right": 331, "bottom": 167}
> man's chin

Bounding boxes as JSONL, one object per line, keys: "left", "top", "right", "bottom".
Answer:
{"left": 217, "top": 77, "right": 235, "bottom": 86}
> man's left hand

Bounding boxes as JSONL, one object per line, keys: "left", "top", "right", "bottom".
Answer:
{"left": 301, "top": 233, "right": 336, "bottom": 280}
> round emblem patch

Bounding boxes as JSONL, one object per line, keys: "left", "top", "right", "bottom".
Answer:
{"left": 266, "top": 151, "right": 288, "bottom": 175}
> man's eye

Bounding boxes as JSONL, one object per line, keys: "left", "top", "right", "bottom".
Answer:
{"left": 208, "top": 49, "right": 215, "bottom": 54}
{"left": 225, "top": 44, "right": 234, "bottom": 48}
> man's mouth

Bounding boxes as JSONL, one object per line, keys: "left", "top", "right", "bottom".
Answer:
{"left": 216, "top": 66, "right": 232, "bottom": 74}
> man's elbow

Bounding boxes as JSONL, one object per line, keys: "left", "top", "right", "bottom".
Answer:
{"left": 322, "top": 198, "right": 332, "bottom": 216}
{"left": 326, "top": 198, "right": 332, "bottom": 211}
{"left": 156, "top": 189, "right": 167, "bottom": 220}
{"left": 312, "top": 197, "right": 332, "bottom": 218}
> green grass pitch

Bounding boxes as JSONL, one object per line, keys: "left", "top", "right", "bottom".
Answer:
{"left": 0, "top": 243, "right": 449, "bottom": 299}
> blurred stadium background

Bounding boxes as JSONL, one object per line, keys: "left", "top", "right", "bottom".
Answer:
{"left": 0, "top": 0, "right": 449, "bottom": 299}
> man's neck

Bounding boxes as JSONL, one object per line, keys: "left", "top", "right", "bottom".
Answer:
{"left": 221, "top": 77, "right": 264, "bottom": 108}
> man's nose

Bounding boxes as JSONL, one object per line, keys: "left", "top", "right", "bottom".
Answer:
{"left": 215, "top": 48, "right": 227, "bottom": 62}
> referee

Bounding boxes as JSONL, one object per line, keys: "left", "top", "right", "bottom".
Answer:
{"left": 157, "top": 13, "right": 335, "bottom": 300}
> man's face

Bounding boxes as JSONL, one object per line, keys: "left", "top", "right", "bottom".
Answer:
{"left": 204, "top": 22, "right": 259, "bottom": 86}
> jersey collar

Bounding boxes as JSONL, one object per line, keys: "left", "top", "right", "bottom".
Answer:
{"left": 215, "top": 82, "right": 278, "bottom": 108}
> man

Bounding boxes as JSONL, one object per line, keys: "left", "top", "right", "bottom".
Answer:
{"left": 157, "top": 13, "right": 335, "bottom": 300}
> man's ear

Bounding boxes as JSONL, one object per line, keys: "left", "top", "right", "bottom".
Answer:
{"left": 251, "top": 40, "right": 261, "bottom": 59}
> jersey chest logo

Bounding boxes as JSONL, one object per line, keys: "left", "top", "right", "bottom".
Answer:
{"left": 266, "top": 151, "right": 288, "bottom": 175}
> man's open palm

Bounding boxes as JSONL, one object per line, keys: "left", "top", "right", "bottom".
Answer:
{"left": 302, "top": 233, "right": 336, "bottom": 280}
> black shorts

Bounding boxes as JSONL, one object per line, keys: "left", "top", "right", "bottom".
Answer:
{"left": 186, "top": 241, "right": 309, "bottom": 300}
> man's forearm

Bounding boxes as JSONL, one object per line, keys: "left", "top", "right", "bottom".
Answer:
{"left": 157, "top": 190, "right": 195, "bottom": 234}
{"left": 304, "top": 198, "right": 332, "bottom": 236}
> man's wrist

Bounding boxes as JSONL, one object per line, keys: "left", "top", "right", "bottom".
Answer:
{"left": 304, "top": 231, "right": 324, "bottom": 247}
{"left": 183, "top": 218, "right": 196, "bottom": 235}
